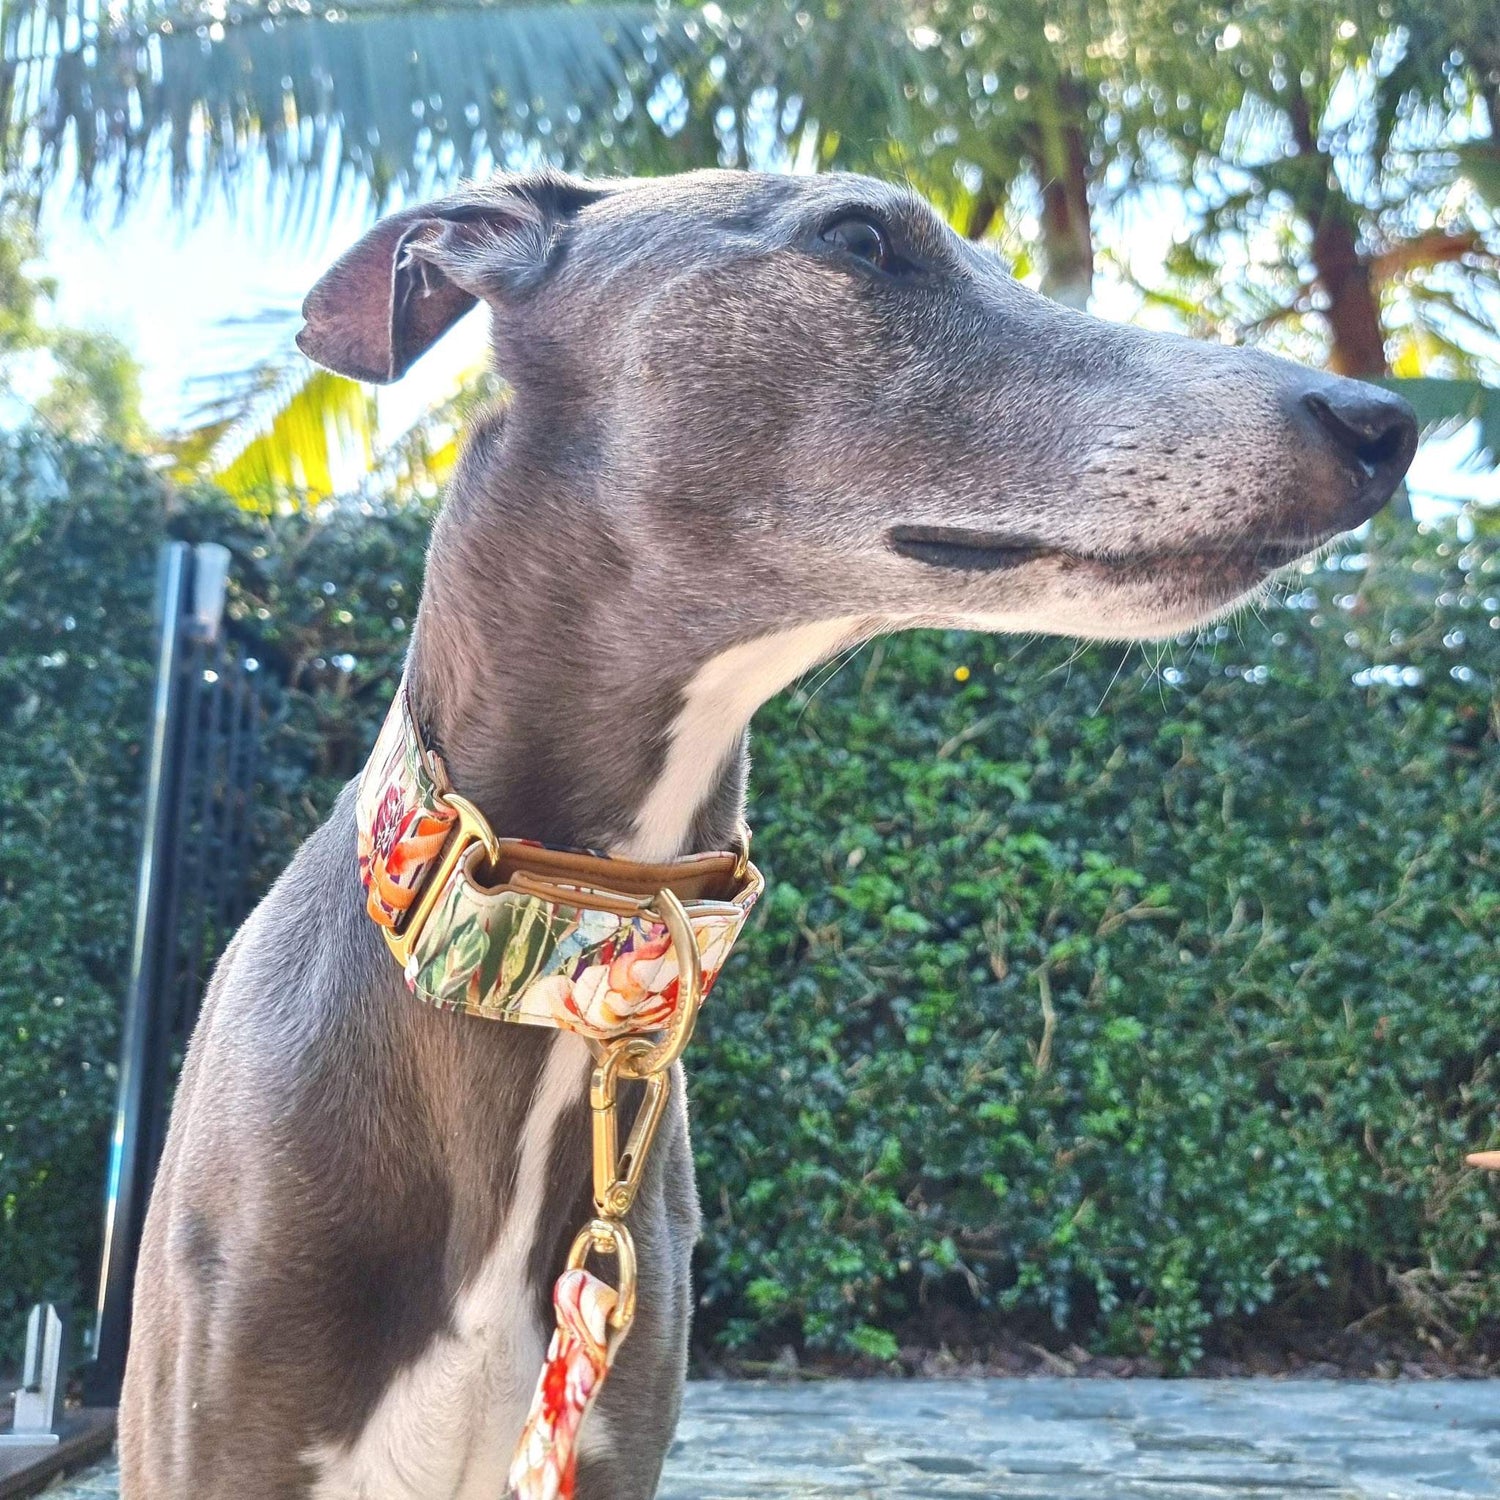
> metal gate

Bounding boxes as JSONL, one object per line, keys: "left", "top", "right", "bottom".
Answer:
{"left": 84, "top": 541, "right": 270, "bottom": 1405}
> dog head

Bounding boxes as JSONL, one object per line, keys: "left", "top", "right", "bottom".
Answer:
{"left": 300, "top": 169, "right": 1419, "bottom": 855}
{"left": 300, "top": 168, "right": 1415, "bottom": 644}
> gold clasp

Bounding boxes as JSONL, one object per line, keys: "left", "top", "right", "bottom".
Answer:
{"left": 571, "top": 885, "right": 707, "bottom": 1366}
{"left": 590, "top": 1040, "right": 672, "bottom": 1220}
{"left": 382, "top": 793, "right": 501, "bottom": 969}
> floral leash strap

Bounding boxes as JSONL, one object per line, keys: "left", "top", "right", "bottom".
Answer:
{"left": 357, "top": 681, "right": 762, "bottom": 1500}
{"left": 508, "top": 1269, "right": 616, "bottom": 1499}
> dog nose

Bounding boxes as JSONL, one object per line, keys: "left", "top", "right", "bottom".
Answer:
{"left": 1300, "top": 380, "right": 1418, "bottom": 520}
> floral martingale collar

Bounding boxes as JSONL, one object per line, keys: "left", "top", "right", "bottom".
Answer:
{"left": 356, "top": 679, "right": 761, "bottom": 1034}
{"left": 356, "top": 678, "right": 762, "bottom": 1500}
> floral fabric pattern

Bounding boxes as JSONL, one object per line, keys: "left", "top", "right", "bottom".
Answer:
{"left": 355, "top": 683, "right": 456, "bottom": 928}
{"left": 405, "top": 868, "right": 759, "bottom": 1037}
{"left": 356, "top": 678, "right": 762, "bottom": 1033}
{"left": 509, "top": 1269, "right": 616, "bottom": 1500}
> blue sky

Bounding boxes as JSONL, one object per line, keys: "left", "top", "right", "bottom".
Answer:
{"left": 36, "top": 163, "right": 1500, "bottom": 518}
{"left": 40, "top": 167, "right": 486, "bottom": 449}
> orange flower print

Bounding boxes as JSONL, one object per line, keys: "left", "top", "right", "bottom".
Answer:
{"left": 355, "top": 683, "right": 458, "bottom": 928}
{"left": 563, "top": 928, "right": 679, "bottom": 1035}
{"left": 359, "top": 794, "right": 453, "bottom": 929}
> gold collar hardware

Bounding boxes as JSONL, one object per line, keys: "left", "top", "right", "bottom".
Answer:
{"left": 381, "top": 792, "right": 500, "bottom": 969}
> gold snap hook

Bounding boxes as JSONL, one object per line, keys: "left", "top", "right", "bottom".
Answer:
{"left": 590, "top": 1050, "right": 672, "bottom": 1219}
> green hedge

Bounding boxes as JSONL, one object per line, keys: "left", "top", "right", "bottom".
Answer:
{"left": 697, "top": 551, "right": 1499, "bottom": 1366}
{"left": 0, "top": 434, "right": 163, "bottom": 1345}
{"left": 2, "top": 428, "right": 1496, "bottom": 1366}
{"left": 0, "top": 432, "right": 423, "bottom": 1349}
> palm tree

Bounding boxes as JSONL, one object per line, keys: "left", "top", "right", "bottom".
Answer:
{"left": 0, "top": 2, "right": 1178, "bottom": 306}
{"left": 863, "top": 0, "right": 1131, "bottom": 306}
{"left": 1, "top": 1, "right": 724, "bottom": 499}
{"left": 1124, "top": 0, "right": 1499, "bottom": 382}
{"left": 2, "top": 2, "right": 708, "bottom": 211}
{"left": 5, "top": 0, "right": 1495, "bottom": 496}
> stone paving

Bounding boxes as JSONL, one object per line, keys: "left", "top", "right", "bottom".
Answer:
{"left": 42, "top": 1378, "right": 1500, "bottom": 1498}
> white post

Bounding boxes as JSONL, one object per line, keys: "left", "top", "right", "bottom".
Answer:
{"left": 0, "top": 1303, "right": 66, "bottom": 1445}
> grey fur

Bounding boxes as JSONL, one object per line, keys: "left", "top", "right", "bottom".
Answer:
{"left": 121, "top": 169, "right": 1414, "bottom": 1498}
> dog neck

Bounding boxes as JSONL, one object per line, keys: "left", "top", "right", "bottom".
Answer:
{"left": 404, "top": 419, "right": 869, "bottom": 861}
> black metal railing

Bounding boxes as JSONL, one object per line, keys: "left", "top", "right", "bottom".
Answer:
{"left": 84, "top": 541, "right": 269, "bottom": 1405}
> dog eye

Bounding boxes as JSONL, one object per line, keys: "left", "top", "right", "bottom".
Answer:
{"left": 820, "top": 215, "right": 893, "bottom": 270}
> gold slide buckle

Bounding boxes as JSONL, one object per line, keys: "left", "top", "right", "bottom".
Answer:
{"left": 382, "top": 793, "right": 501, "bottom": 969}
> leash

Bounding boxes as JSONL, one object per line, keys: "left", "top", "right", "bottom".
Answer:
{"left": 355, "top": 680, "right": 763, "bottom": 1499}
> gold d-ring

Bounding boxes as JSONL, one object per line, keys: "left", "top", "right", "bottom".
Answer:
{"left": 618, "top": 887, "right": 704, "bottom": 1079}
{"left": 566, "top": 1217, "right": 639, "bottom": 1336}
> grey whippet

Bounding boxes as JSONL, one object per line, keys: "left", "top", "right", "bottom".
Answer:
{"left": 120, "top": 168, "right": 1416, "bottom": 1498}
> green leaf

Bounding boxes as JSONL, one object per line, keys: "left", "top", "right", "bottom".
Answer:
{"left": 847, "top": 1324, "right": 900, "bottom": 1362}
{"left": 1380, "top": 377, "right": 1500, "bottom": 467}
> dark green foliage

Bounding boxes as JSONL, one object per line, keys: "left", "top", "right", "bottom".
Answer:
{"left": 0, "top": 432, "right": 165, "bottom": 1344}
{"left": 2, "top": 430, "right": 1496, "bottom": 1366}
{"left": 165, "top": 487, "right": 433, "bottom": 883}
{"left": 0, "top": 432, "right": 420, "bottom": 1348}
{"left": 696, "top": 522, "right": 1500, "bottom": 1367}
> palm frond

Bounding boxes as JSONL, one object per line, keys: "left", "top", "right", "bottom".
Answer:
{"left": 1383, "top": 377, "right": 1500, "bottom": 467}
{"left": 376, "top": 367, "right": 503, "bottom": 496}
{"left": 3, "top": 2, "right": 702, "bottom": 212}
{"left": 170, "top": 353, "right": 378, "bottom": 506}
{"left": 1453, "top": 143, "right": 1500, "bottom": 209}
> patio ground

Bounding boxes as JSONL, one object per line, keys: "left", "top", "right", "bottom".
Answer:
{"left": 44, "top": 1376, "right": 1500, "bottom": 1498}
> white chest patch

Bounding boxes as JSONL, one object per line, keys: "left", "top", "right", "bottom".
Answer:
{"left": 620, "top": 616, "right": 870, "bottom": 862}
{"left": 305, "top": 1034, "right": 593, "bottom": 1500}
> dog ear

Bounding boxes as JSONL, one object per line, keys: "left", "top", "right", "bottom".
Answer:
{"left": 296, "top": 175, "right": 599, "bottom": 384}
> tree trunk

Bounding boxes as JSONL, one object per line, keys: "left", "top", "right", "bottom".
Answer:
{"left": 1286, "top": 86, "right": 1387, "bottom": 378}
{"left": 1033, "top": 78, "right": 1094, "bottom": 309}
{"left": 1310, "top": 210, "right": 1388, "bottom": 378}
{"left": 963, "top": 190, "right": 1001, "bottom": 243}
